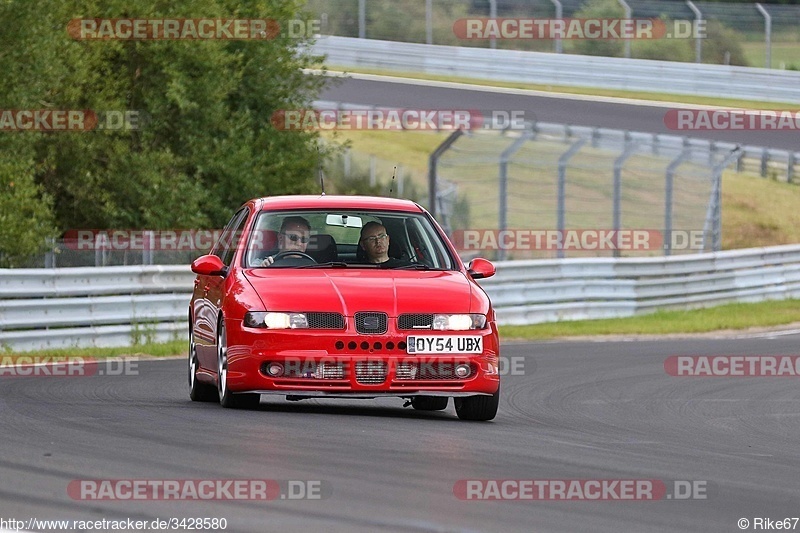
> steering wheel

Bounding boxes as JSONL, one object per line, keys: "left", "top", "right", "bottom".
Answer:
{"left": 270, "top": 251, "right": 316, "bottom": 264}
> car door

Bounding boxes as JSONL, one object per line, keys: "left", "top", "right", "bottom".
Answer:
{"left": 195, "top": 207, "right": 249, "bottom": 370}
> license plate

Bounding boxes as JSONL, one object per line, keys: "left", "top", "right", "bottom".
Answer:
{"left": 406, "top": 336, "right": 483, "bottom": 354}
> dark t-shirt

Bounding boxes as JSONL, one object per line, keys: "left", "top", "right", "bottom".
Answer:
{"left": 376, "top": 257, "right": 411, "bottom": 268}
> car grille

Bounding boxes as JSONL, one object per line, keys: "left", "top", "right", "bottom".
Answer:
{"left": 397, "top": 313, "right": 434, "bottom": 330}
{"left": 354, "top": 312, "right": 387, "bottom": 334}
{"left": 395, "top": 362, "right": 471, "bottom": 380}
{"left": 306, "top": 312, "right": 346, "bottom": 329}
{"left": 355, "top": 361, "right": 388, "bottom": 384}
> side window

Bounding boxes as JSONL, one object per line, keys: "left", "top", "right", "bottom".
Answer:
{"left": 212, "top": 208, "right": 249, "bottom": 267}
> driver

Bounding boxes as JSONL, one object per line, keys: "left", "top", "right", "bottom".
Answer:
{"left": 260, "top": 216, "right": 311, "bottom": 266}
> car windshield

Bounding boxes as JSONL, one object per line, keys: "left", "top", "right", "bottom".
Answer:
{"left": 244, "top": 209, "right": 456, "bottom": 270}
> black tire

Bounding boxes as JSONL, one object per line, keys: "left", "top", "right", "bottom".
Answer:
{"left": 411, "top": 396, "right": 449, "bottom": 411}
{"left": 454, "top": 386, "right": 499, "bottom": 421}
{"left": 217, "top": 320, "right": 260, "bottom": 409}
{"left": 189, "top": 327, "right": 218, "bottom": 402}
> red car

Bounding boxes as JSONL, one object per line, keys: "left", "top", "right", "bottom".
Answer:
{"left": 188, "top": 195, "right": 500, "bottom": 421}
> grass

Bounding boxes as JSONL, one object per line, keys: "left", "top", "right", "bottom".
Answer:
{"left": 741, "top": 42, "right": 800, "bottom": 70}
{"left": 500, "top": 299, "right": 800, "bottom": 340}
{"left": 323, "top": 65, "right": 798, "bottom": 109}
{"left": 1, "top": 340, "right": 186, "bottom": 359}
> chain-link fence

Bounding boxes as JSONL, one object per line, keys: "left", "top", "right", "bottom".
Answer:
{"left": 429, "top": 123, "right": 746, "bottom": 260}
{"left": 305, "top": 0, "right": 800, "bottom": 68}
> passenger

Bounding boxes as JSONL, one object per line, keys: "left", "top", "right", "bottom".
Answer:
{"left": 359, "top": 222, "right": 410, "bottom": 268}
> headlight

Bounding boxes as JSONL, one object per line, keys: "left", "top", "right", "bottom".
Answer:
{"left": 244, "top": 312, "right": 309, "bottom": 329}
{"left": 432, "top": 314, "right": 486, "bottom": 331}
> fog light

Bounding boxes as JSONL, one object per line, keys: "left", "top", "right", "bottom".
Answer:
{"left": 266, "top": 362, "right": 284, "bottom": 377}
{"left": 454, "top": 364, "right": 471, "bottom": 378}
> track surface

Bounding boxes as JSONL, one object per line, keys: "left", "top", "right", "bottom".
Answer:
{"left": 2, "top": 336, "right": 800, "bottom": 532}
{"left": 319, "top": 77, "right": 798, "bottom": 151}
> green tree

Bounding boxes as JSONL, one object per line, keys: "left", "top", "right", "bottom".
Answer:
{"left": 0, "top": 0, "right": 331, "bottom": 256}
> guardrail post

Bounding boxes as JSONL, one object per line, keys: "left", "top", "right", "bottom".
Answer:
{"left": 613, "top": 134, "right": 637, "bottom": 258}
{"left": 789, "top": 153, "right": 796, "bottom": 184}
{"left": 498, "top": 131, "right": 534, "bottom": 260}
{"left": 686, "top": 0, "right": 703, "bottom": 63}
{"left": 755, "top": 3, "right": 772, "bottom": 68}
{"left": 428, "top": 129, "right": 464, "bottom": 217}
{"left": 557, "top": 137, "right": 588, "bottom": 259}
{"left": 664, "top": 138, "right": 692, "bottom": 256}
{"left": 761, "top": 148, "right": 769, "bottom": 177}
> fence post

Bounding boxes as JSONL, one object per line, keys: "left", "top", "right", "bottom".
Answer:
{"left": 550, "top": 0, "right": 563, "bottom": 53}
{"left": 488, "top": 0, "right": 497, "bottom": 50}
{"left": 705, "top": 147, "right": 742, "bottom": 252}
{"left": 617, "top": 0, "right": 632, "bottom": 59}
{"left": 664, "top": 138, "right": 692, "bottom": 256}
{"left": 613, "top": 134, "right": 637, "bottom": 258}
{"left": 428, "top": 129, "right": 464, "bottom": 217}
{"left": 358, "top": 0, "right": 366, "bottom": 39}
{"left": 498, "top": 131, "right": 534, "bottom": 260}
{"left": 44, "top": 237, "right": 56, "bottom": 268}
{"left": 686, "top": 0, "right": 703, "bottom": 63}
{"left": 557, "top": 137, "right": 588, "bottom": 259}
{"left": 426, "top": 0, "right": 433, "bottom": 45}
{"left": 755, "top": 3, "right": 772, "bottom": 69}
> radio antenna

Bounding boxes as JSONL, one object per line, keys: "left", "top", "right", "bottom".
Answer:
{"left": 389, "top": 165, "right": 397, "bottom": 195}
{"left": 318, "top": 147, "right": 325, "bottom": 196}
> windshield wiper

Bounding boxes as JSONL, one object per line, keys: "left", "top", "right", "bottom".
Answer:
{"left": 296, "top": 262, "right": 350, "bottom": 269}
{"left": 391, "top": 264, "right": 442, "bottom": 270}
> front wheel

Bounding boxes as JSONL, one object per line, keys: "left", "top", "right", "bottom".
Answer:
{"left": 454, "top": 386, "right": 499, "bottom": 421}
{"left": 217, "top": 320, "right": 260, "bottom": 409}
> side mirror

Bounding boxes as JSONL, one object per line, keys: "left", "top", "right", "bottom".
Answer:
{"left": 467, "top": 258, "right": 495, "bottom": 279}
{"left": 191, "top": 255, "right": 227, "bottom": 276}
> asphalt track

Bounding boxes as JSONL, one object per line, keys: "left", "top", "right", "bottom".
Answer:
{"left": 319, "top": 75, "right": 799, "bottom": 151}
{"left": 2, "top": 335, "right": 800, "bottom": 533}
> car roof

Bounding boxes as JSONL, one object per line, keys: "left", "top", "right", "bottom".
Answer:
{"left": 253, "top": 195, "right": 425, "bottom": 213}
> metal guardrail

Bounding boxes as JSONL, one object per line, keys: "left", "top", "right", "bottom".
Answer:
{"left": 311, "top": 36, "right": 800, "bottom": 103}
{"left": 3, "top": 245, "right": 800, "bottom": 350}
{"left": 484, "top": 244, "right": 800, "bottom": 324}
{"left": 0, "top": 266, "right": 194, "bottom": 351}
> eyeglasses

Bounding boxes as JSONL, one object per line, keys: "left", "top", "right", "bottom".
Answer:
{"left": 362, "top": 233, "right": 388, "bottom": 244}
{"left": 281, "top": 232, "right": 310, "bottom": 244}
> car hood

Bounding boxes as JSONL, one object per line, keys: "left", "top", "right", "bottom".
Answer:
{"left": 243, "top": 269, "right": 474, "bottom": 315}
